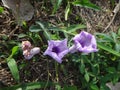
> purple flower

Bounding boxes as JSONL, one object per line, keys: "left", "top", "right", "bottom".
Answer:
{"left": 69, "top": 31, "right": 98, "bottom": 54}
{"left": 44, "top": 39, "right": 69, "bottom": 63}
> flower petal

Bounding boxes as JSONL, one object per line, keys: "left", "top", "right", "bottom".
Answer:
{"left": 30, "top": 47, "right": 40, "bottom": 55}
{"left": 69, "top": 45, "right": 78, "bottom": 53}
{"left": 44, "top": 50, "right": 62, "bottom": 63}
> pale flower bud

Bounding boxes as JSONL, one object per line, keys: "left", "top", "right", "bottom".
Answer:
{"left": 22, "top": 41, "right": 31, "bottom": 50}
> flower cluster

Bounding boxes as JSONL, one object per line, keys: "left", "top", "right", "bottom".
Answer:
{"left": 22, "top": 41, "right": 40, "bottom": 60}
{"left": 21, "top": 31, "right": 98, "bottom": 63}
{"left": 44, "top": 31, "right": 98, "bottom": 63}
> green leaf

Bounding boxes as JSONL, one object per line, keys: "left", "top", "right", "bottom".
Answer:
{"left": 72, "top": 0, "right": 100, "bottom": 11}
{"left": 36, "top": 21, "right": 51, "bottom": 40}
{"left": 84, "top": 72, "right": 90, "bottom": 82}
{"left": 100, "top": 84, "right": 110, "bottom": 90}
{"left": 18, "top": 34, "right": 27, "bottom": 38}
{"left": 106, "top": 67, "right": 116, "bottom": 73}
{"left": 7, "top": 58, "right": 20, "bottom": 82}
{"left": 97, "top": 42, "right": 120, "bottom": 57}
{"left": 79, "top": 63, "right": 85, "bottom": 74}
{"left": 90, "top": 84, "right": 99, "bottom": 90}
{"left": 63, "top": 85, "right": 77, "bottom": 90}
{"left": 115, "top": 43, "right": 120, "bottom": 52}
{"left": 9, "top": 46, "right": 19, "bottom": 58}
{"left": 29, "top": 25, "right": 42, "bottom": 32}
{"left": 95, "top": 33, "right": 114, "bottom": 42}
{"left": 48, "top": 26, "right": 62, "bottom": 31}
{"left": 65, "top": 2, "right": 70, "bottom": 21}
{"left": 51, "top": 0, "right": 62, "bottom": 14}
{"left": 118, "top": 27, "right": 120, "bottom": 36}
{"left": 67, "top": 24, "right": 86, "bottom": 33}
{"left": 55, "top": 84, "right": 61, "bottom": 90}
{"left": 1, "top": 81, "right": 55, "bottom": 90}
{"left": 111, "top": 32, "right": 117, "bottom": 43}
{"left": 0, "top": 6, "right": 4, "bottom": 13}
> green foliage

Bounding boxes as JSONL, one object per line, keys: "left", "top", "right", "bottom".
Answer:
{"left": 7, "top": 46, "right": 20, "bottom": 82}
{"left": 29, "top": 21, "right": 86, "bottom": 41}
{"left": 65, "top": 2, "right": 70, "bottom": 20}
{"left": 51, "top": 0, "right": 62, "bottom": 14}
{"left": 63, "top": 85, "right": 77, "bottom": 90}
{"left": 72, "top": 0, "right": 101, "bottom": 11}
{"left": 97, "top": 42, "right": 120, "bottom": 57}
{"left": 0, "top": 6, "right": 4, "bottom": 13}
{"left": 7, "top": 58, "right": 20, "bottom": 82}
{"left": 1, "top": 81, "right": 54, "bottom": 90}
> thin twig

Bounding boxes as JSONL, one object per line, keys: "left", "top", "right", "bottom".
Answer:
{"left": 8, "top": 25, "right": 19, "bottom": 39}
{"left": 103, "top": 1, "right": 120, "bottom": 32}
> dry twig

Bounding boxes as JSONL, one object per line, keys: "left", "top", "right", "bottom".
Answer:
{"left": 103, "top": 1, "right": 120, "bottom": 32}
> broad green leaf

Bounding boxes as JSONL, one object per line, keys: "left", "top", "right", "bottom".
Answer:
{"left": 84, "top": 72, "right": 90, "bottom": 82}
{"left": 79, "top": 63, "right": 85, "bottom": 74}
{"left": 29, "top": 25, "right": 42, "bottom": 32}
{"left": 66, "top": 24, "right": 86, "bottom": 33}
{"left": 7, "top": 58, "right": 20, "bottom": 82}
{"left": 65, "top": 2, "right": 70, "bottom": 21}
{"left": 97, "top": 42, "right": 120, "bottom": 57}
{"left": 90, "top": 84, "right": 99, "bottom": 90}
{"left": 63, "top": 85, "right": 77, "bottom": 90}
{"left": 10, "top": 46, "right": 19, "bottom": 58}
{"left": 72, "top": 0, "right": 100, "bottom": 11}
{"left": 0, "top": 6, "right": 4, "bottom": 13}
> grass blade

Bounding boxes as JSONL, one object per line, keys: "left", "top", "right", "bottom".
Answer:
{"left": 51, "top": 0, "right": 62, "bottom": 14}
{"left": 97, "top": 42, "right": 120, "bottom": 57}
{"left": 73, "top": 0, "right": 100, "bottom": 11}
{"left": 1, "top": 82, "right": 55, "bottom": 90}
{"left": 66, "top": 24, "right": 86, "bottom": 33}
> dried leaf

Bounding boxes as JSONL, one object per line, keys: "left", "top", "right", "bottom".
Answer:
{"left": 106, "top": 82, "right": 120, "bottom": 90}
{"left": 2, "top": 0, "right": 34, "bottom": 25}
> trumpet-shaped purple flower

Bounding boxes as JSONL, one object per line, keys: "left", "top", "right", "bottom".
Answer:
{"left": 69, "top": 31, "right": 98, "bottom": 54}
{"left": 44, "top": 39, "right": 69, "bottom": 63}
